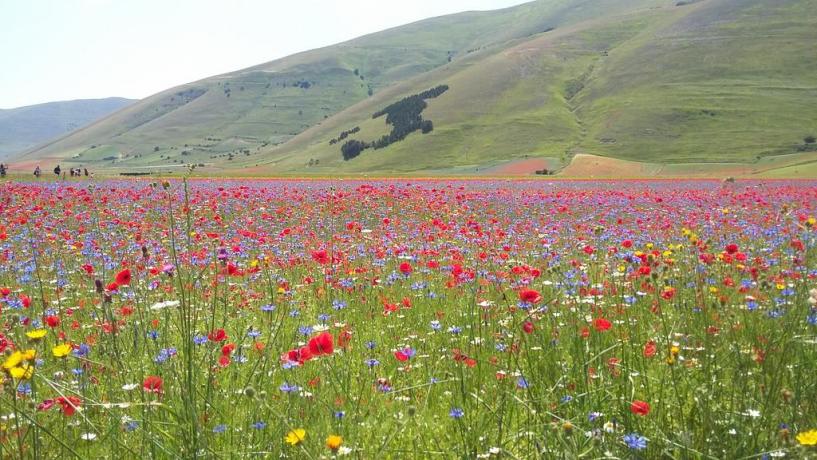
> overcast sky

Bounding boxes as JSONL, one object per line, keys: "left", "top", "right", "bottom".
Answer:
{"left": 0, "top": 0, "right": 530, "bottom": 109}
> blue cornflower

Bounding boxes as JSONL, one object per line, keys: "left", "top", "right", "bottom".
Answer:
{"left": 516, "top": 377, "right": 529, "bottom": 389}
{"left": 449, "top": 408, "right": 465, "bottom": 419}
{"left": 365, "top": 341, "right": 376, "bottom": 350}
{"left": 365, "top": 358, "right": 380, "bottom": 368}
{"left": 808, "top": 313, "right": 817, "bottom": 326}
{"left": 279, "top": 382, "right": 300, "bottom": 393}
{"left": 430, "top": 320, "right": 442, "bottom": 331}
{"left": 17, "top": 382, "right": 31, "bottom": 395}
{"left": 448, "top": 326, "right": 461, "bottom": 335}
{"left": 72, "top": 343, "right": 90, "bottom": 358}
{"left": 193, "top": 334, "right": 208, "bottom": 345}
{"left": 251, "top": 421, "right": 266, "bottom": 430}
{"left": 247, "top": 329, "right": 262, "bottom": 338}
{"left": 623, "top": 433, "right": 648, "bottom": 450}
{"left": 260, "top": 304, "right": 276, "bottom": 312}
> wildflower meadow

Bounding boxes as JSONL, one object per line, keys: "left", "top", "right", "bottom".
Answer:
{"left": 0, "top": 179, "right": 816, "bottom": 459}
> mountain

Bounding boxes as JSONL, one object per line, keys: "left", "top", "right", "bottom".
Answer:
{"left": 12, "top": 0, "right": 817, "bottom": 177}
{"left": 0, "top": 98, "right": 135, "bottom": 160}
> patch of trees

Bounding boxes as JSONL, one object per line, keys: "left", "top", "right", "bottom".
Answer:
{"left": 293, "top": 80, "right": 312, "bottom": 89}
{"left": 329, "top": 126, "right": 360, "bottom": 145}
{"left": 341, "top": 140, "right": 368, "bottom": 161}
{"left": 340, "top": 85, "right": 449, "bottom": 160}
{"left": 797, "top": 135, "right": 817, "bottom": 152}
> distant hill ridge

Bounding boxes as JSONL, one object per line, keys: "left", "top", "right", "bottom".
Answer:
{"left": 0, "top": 98, "right": 134, "bottom": 159}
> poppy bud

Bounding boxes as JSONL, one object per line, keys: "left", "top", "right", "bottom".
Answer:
{"left": 95, "top": 279, "right": 103, "bottom": 293}
{"left": 104, "top": 293, "right": 112, "bottom": 304}
{"left": 243, "top": 387, "right": 256, "bottom": 398}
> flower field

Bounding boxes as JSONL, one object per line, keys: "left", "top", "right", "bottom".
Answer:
{"left": 0, "top": 179, "right": 816, "bottom": 458}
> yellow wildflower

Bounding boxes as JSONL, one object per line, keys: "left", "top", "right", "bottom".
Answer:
{"left": 9, "top": 364, "right": 33, "bottom": 380}
{"left": 52, "top": 343, "right": 72, "bottom": 358}
{"left": 326, "top": 434, "right": 343, "bottom": 450}
{"left": 285, "top": 428, "right": 306, "bottom": 446}
{"left": 3, "top": 351, "right": 23, "bottom": 369}
{"left": 26, "top": 329, "right": 47, "bottom": 340}
{"left": 797, "top": 429, "right": 817, "bottom": 446}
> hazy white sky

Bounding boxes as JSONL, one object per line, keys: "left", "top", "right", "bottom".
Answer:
{"left": 0, "top": 0, "right": 530, "bottom": 109}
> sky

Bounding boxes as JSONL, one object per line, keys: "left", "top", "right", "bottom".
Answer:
{"left": 0, "top": 0, "right": 530, "bottom": 109}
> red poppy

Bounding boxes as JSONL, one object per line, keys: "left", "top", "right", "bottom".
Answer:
{"left": 661, "top": 287, "right": 676, "bottom": 300}
{"left": 143, "top": 375, "right": 163, "bottom": 393}
{"left": 338, "top": 328, "right": 352, "bottom": 349}
{"left": 399, "top": 262, "right": 412, "bottom": 275}
{"left": 221, "top": 343, "right": 236, "bottom": 355}
{"left": 630, "top": 400, "right": 650, "bottom": 416}
{"left": 522, "top": 321, "right": 535, "bottom": 334}
{"left": 311, "top": 249, "right": 330, "bottom": 264}
{"left": 725, "top": 243, "right": 739, "bottom": 254}
{"left": 45, "top": 315, "right": 60, "bottom": 328}
{"left": 519, "top": 289, "right": 542, "bottom": 304}
{"left": 297, "top": 345, "right": 314, "bottom": 362}
{"left": 593, "top": 318, "right": 612, "bottom": 332}
{"left": 308, "top": 332, "right": 334, "bottom": 356}
{"left": 208, "top": 328, "right": 228, "bottom": 342}
{"left": 55, "top": 396, "right": 82, "bottom": 416}
{"left": 115, "top": 268, "right": 131, "bottom": 286}
{"left": 643, "top": 340, "right": 657, "bottom": 358}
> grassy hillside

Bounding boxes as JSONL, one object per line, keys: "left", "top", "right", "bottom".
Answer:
{"left": 14, "top": 0, "right": 817, "bottom": 176}
{"left": 11, "top": 0, "right": 656, "bottom": 169}
{"left": 0, "top": 97, "right": 134, "bottom": 159}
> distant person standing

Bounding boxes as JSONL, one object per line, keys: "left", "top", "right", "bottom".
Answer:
{"left": 34, "top": 166, "right": 41, "bottom": 178}
{"left": 84, "top": 168, "right": 89, "bottom": 177}
{"left": 54, "top": 164, "right": 61, "bottom": 176}
{"left": 0, "top": 163, "right": 6, "bottom": 177}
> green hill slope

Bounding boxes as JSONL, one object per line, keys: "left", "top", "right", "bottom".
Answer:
{"left": 14, "top": 0, "right": 817, "bottom": 176}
